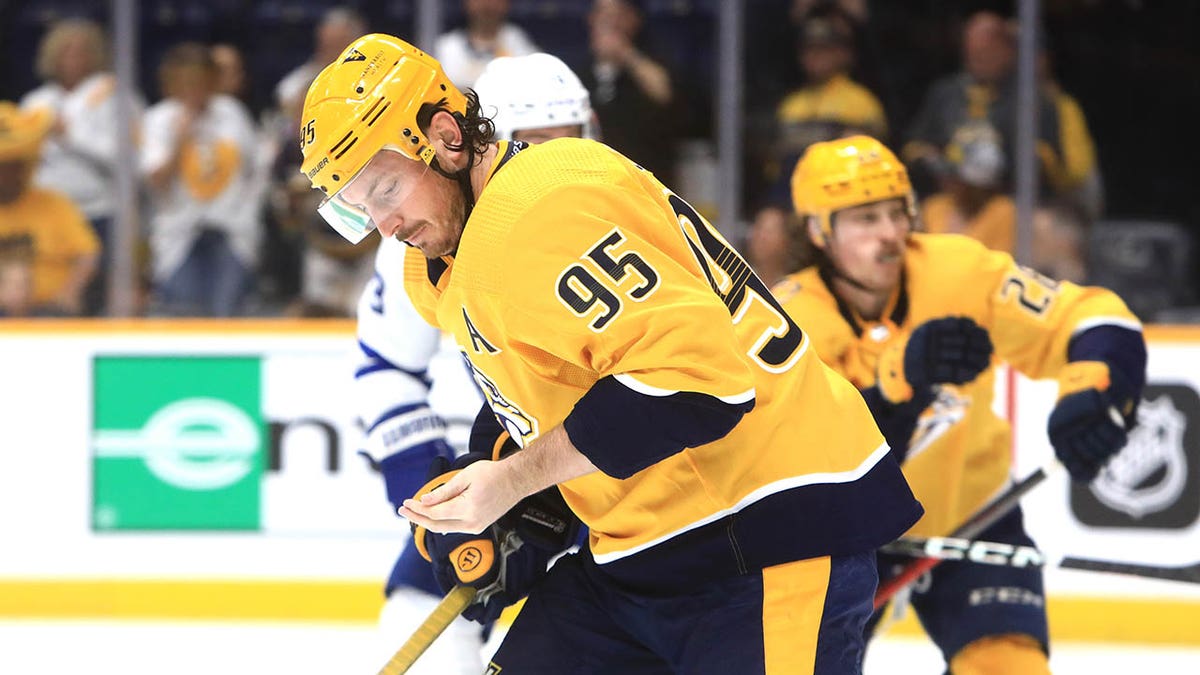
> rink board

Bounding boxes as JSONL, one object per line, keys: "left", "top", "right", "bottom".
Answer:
{"left": 0, "top": 321, "right": 1197, "bottom": 644}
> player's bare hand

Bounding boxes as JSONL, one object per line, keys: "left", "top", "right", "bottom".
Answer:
{"left": 398, "top": 460, "right": 522, "bottom": 535}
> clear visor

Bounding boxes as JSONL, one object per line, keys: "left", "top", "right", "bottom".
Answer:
{"left": 316, "top": 146, "right": 431, "bottom": 243}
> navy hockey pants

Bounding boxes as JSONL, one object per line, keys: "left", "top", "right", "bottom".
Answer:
{"left": 489, "top": 548, "right": 878, "bottom": 674}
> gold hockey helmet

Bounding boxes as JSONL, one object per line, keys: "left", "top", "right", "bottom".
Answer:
{"left": 790, "top": 135, "right": 915, "bottom": 246}
{"left": 299, "top": 33, "right": 466, "bottom": 243}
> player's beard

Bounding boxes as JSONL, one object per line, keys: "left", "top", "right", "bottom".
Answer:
{"left": 409, "top": 182, "right": 469, "bottom": 259}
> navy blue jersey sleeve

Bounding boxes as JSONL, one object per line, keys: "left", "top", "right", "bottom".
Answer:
{"left": 1067, "top": 324, "right": 1147, "bottom": 424}
{"left": 562, "top": 375, "right": 754, "bottom": 479}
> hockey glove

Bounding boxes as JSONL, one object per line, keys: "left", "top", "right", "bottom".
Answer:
{"left": 1048, "top": 361, "right": 1136, "bottom": 483}
{"left": 411, "top": 453, "right": 574, "bottom": 624}
{"left": 358, "top": 404, "right": 456, "bottom": 513}
{"left": 877, "top": 316, "right": 994, "bottom": 403}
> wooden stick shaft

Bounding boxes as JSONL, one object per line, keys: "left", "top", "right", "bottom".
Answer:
{"left": 377, "top": 585, "right": 477, "bottom": 675}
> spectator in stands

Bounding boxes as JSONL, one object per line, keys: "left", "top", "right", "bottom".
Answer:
{"left": 921, "top": 122, "right": 1016, "bottom": 253}
{"left": 903, "top": 11, "right": 1062, "bottom": 197}
{"left": 744, "top": 207, "right": 804, "bottom": 290}
{"left": 275, "top": 7, "right": 366, "bottom": 129}
{"left": 215, "top": 42, "right": 284, "bottom": 315}
{"left": 790, "top": 0, "right": 868, "bottom": 25}
{"left": 140, "top": 43, "right": 261, "bottom": 317}
{"left": 0, "top": 103, "right": 99, "bottom": 317}
{"left": 763, "top": 7, "right": 887, "bottom": 208}
{"left": 581, "top": 0, "right": 678, "bottom": 185}
{"left": 434, "top": 0, "right": 539, "bottom": 88}
{"left": 20, "top": 18, "right": 141, "bottom": 315}
{"left": 212, "top": 43, "right": 248, "bottom": 103}
{"left": 289, "top": 213, "right": 380, "bottom": 317}
{"left": 1038, "top": 41, "right": 1104, "bottom": 219}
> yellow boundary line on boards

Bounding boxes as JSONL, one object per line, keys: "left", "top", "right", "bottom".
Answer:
{"left": 0, "top": 318, "right": 356, "bottom": 335}
{"left": 1, "top": 580, "right": 1198, "bottom": 645}
{"left": 0, "top": 320, "right": 1196, "bottom": 340}
{"left": 1144, "top": 324, "right": 1200, "bottom": 342}
{"left": 0, "top": 580, "right": 380, "bottom": 623}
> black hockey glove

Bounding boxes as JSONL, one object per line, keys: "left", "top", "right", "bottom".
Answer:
{"left": 1049, "top": 361, "right": 1137, "bottom": 483}
{"left": 878, "top": 316, "right": 993, "bottom": 403}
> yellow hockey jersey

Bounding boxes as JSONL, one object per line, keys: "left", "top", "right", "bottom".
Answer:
{"left": 405, "top": 138, "right": 921, "bottom": 587}
{"left": 0, "top": 186, "right": 99, "bottom": 305}
{"left": 774, "top": 232, "right": 1140, "bottom": 537}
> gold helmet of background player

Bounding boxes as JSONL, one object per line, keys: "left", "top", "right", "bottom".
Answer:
{"left": 299, "top": 33, "right": 466, "bottom": 242}
{"left": 791, "top": 135, "right": 916, "bottom": 247}
{"left": 0, "top": 103, "right": 52, "bottom": 162}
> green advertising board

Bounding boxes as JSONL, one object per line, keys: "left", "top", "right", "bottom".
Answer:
{"left": 92, "top": 356, "right": 264, "bottom": 530}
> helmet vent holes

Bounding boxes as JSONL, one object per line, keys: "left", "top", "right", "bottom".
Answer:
{"left": 333, "top": 136, "right": 357, "bottom": 159}
{"left": 331, "top": 130, "right": 354, "bottom": 154}
{"left": 367, "top": 101, "right": 391, "bottom": 126}
{"left": 361, "top": 98, "right": 384, "bottom": 122}
{"left": 332, "top": 174, "right": 340, "bottom": 181}
{"left": 440, "top": 84, "right": 447, "bottom": 91}
{"left": 356, "top": 86, "right": 364, "bottom": 94}
{"left": 402, "top": 128, "right": 411, "bottom": 137}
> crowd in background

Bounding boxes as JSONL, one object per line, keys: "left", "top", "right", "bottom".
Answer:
{"left": 0, "top": 0, "right": 1196, "bottom": 320}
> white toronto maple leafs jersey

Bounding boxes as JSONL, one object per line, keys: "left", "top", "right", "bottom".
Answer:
{"left": 356, "top": 236, "right": 483, "bottom": 453}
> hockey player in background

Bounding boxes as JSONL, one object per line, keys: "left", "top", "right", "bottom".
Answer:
{"left": 305, "top": 33, "right": 921, "bottom": 674}
{"left": 354, "top": 52, "right": 593, "bottom": 673}
{"left": 775, "top": 135, "right": 1147, "bottom": 674}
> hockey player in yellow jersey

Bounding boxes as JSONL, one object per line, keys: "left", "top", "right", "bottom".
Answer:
{"left": 776, "top": 135, "right": 1147, "bottom": 674}
{"left": 301, "top": 34, "right": 922, "bottom": 674}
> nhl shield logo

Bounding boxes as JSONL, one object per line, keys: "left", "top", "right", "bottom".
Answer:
{"left": 1070, "top": 383, "right": 1200, "bottom": 529}
{"left": 1091, "top": 396, "right": 1188, "bottom": 518}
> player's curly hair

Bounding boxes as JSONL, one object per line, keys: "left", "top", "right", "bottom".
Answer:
{"left": 417, "top": 89, "right": 496, "bottom": 165}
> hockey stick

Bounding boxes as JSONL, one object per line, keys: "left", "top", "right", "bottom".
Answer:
{"left": 873, "top": 464, "right": 1056, "bottom": 610}
{"left": 1059, "top": 555, "right": 1200, "bottom": 584}
{"left": 377, "top": 585, "right": 477, "bottom": 675}
{"left": 883, "top": 535, "right": 1200, "bottom": 584}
